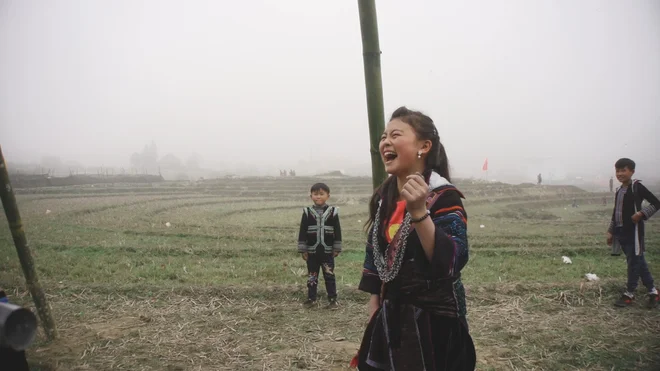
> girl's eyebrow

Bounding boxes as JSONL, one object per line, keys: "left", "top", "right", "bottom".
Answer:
{"left": 382, "top": 129, "right": 403, "bottom": 136}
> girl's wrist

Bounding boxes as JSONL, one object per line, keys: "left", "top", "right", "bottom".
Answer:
{"left": 410, "top": 209, "right": 430, "bottom": 222}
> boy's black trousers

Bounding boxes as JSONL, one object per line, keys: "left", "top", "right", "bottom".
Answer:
{"left": 306, "top": 250, "right": 336, "bottom": 301}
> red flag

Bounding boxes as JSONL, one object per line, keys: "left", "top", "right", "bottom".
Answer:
{"left": 482, "top": 158, "right": 488, "bottom": 171}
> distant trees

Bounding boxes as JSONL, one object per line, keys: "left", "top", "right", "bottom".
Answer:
{"left": 130, "top": 141, "right": 159, "bottom": 171}
{"left": 38, "top": 156, "right": 81, "bottom": 176}
{"left": 129, "top": 153, "right": 141, "bottom": 169}
{"left": 128, "top": 143, "right": 203, "bottom": 178}
{"left": 185, "top": 152, "right": 202, "bottom": 169}
{"left": 40, "top": 156, "right": 64, "bottom": 174}
{"left": 159, "top": 153, "right": 183, "bottom": 170}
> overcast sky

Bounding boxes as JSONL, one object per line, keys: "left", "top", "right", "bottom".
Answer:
{"left": 1, "top": 0, "right": 658, "bottom": 181}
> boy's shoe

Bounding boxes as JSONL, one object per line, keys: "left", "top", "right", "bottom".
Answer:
{"left": 648, "top": 294, "right": 659, "bottom": 309}
{"left": 303, "top": 299, "right": 316, "bottom": 308}
{"left": 325, "top": 298, "right": 338, "bottom": 310}
{"left": 614, "top": 294, "right": 634, "bottom": 307}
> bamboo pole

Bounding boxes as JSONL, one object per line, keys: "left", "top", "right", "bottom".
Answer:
{"left": 358, "top": 0, "right": 387, "bottom": 190}
{"left": 0, "top": 145, "right": 57, "bottom": 340}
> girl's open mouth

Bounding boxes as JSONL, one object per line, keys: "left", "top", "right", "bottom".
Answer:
{"left": 383, "top": 151, "right": 397, "bottom": 163}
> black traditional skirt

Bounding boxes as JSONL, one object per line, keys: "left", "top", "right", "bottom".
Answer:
{"left": 356, "top": 302, "right": 476, "bottom": 371}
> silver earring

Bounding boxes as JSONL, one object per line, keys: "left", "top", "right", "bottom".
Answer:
{"left": 417, "top": 151, "right": 422, "bottom": 159}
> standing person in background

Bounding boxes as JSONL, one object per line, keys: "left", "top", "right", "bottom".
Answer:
{"left": 297, "top": 183, "right": 342, "bottom": 309}
{"left": 607, "top": 158, "right": 660, "bottom": 308}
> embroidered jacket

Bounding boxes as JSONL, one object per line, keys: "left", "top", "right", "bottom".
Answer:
{"left": 297, "top": 204, "right": 342, "bottom": 254}
{"left": 608, "top": 180, "right": 659, "bottom": 255}
{"left": 358, "top": 172, "right": 469, "bottom": 318}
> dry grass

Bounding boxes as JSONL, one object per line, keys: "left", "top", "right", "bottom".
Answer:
{"left": 1, "top": 177, "right": 659, "bottom": 370}
{"left": 470, "top": 282, "right": 660, "bottom": 370}
{"left": 14, "top": 281, "right": 658, "bottom": 371}
{"left": 22, "top": 285, "right": 364, "bottom": 371}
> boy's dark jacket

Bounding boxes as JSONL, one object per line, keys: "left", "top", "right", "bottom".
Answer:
{"left": 297, "top": 204, "right": 342, "bottom": 254}
{"left": 608, "top": 180, "right": 659, "bottom": 255}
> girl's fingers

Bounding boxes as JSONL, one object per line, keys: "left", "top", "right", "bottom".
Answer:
{"left": 402, "top": 186, "right": 424, "bottom": 204}
{"left": 404, "top": 177, "right": 424, "bottom": 191}
{"left": 402, "top": 183, "right": 420, "bottom": 199}
{"left": 406, "top": 173, "right": 424, "bottom": 182}
{"left": 406, "top": 174, "right": 427, "bottom": 189}
{"left": 400, "top": 188, "right": 412, "bottom": 200}
{"left": 404, "top": 181, "right": 425, "bottom": 198}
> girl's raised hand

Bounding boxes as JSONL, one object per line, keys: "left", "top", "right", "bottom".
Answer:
{"left": 401, "top": 172, "right": 428, "bottom": 218}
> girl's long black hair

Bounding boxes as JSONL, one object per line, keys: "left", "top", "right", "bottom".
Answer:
{"left": 364, "top": 106, "right": 450, "bottom": 233}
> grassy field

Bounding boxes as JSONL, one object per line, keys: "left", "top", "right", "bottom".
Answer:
{"left": 1, "top": 177, "right": 659, "bottom": 370}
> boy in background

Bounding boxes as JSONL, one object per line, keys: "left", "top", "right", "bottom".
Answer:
{"left": 607, "top": 158, "right": 660, "bottom": 308}
{"left": 297, "top": 183, "right": 342, "bottom": 309}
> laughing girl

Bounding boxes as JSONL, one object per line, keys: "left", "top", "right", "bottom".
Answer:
{"left": 355, "top": 107, "right": 476, "bottom": 370}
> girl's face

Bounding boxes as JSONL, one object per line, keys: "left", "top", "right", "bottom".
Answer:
{"left": 379, "top": 119, "right": 429, "bottom": 176}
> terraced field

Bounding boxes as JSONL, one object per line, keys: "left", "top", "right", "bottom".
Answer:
{"left": 1, "top": 177, "right": 658, "bottom": 370}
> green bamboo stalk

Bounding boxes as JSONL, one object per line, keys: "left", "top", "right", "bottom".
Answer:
{"left": 0, "top": 145, "right": 57, "bottom": 340}
{"left": 358, "top": 0, "right": 388, "bottom": 190}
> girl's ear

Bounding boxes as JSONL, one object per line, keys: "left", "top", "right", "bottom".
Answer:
{"left": 419, "top": 139, "right": 432, "bottom": 155}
